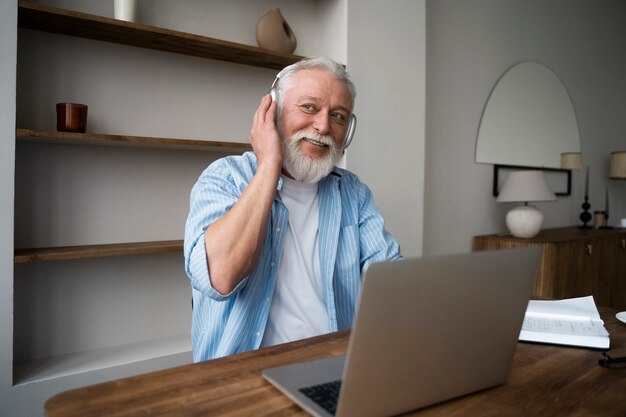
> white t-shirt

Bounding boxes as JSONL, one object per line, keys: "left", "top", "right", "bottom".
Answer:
{"left": 260, "top": 176, "right": 330, "bottom": 347}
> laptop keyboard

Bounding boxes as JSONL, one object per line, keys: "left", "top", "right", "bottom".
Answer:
{"left": 299, "top": 380, "right": 342, "bottom": 415}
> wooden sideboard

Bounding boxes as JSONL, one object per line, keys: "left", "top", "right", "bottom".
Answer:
{"left": 473, "top": 227, "right": 626, "bottom": 309}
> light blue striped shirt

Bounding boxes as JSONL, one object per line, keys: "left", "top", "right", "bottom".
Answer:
{"left": 184, "top": 152, "right": 401, "bottom": 362}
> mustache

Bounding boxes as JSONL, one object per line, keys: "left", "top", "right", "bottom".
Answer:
{"left": 289, "top": 130, "right": 335, "bottom": 147}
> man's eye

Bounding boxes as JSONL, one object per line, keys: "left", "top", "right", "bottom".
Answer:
{"left": 331, "top": 112, "right": 348, "bottom": 124}
{"left": 300, "top": 104, "right": 317, "bottom": 113}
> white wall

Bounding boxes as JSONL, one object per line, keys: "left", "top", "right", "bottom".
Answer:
{"left": 424, "top": 0, "right": 626, "bottom": 255}
{"left": 347, "top": 0, "right": 426, "bottom": 257}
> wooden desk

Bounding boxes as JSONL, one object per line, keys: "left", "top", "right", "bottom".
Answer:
{"left": 46, "top": 308, "right": 626, "bottom": 417}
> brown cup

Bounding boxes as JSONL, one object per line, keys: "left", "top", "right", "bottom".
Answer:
{"left": 56, "top": 103, "right": 88, "bottom": 132}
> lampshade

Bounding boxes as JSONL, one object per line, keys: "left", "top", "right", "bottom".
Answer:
{"left": 496, "top": 170, "right": 557, "bottom": 203}
{"left": 560, "top": 152, "right": 582, "bottom": 170}
{"left": 610, "top": 151, "right": 626, "bottom": 179}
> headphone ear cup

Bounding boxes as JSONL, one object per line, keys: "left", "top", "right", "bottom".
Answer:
{"left": 343, "top": 113, "right": 357, "bottom": 149}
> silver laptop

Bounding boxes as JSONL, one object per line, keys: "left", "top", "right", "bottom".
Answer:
{"left": 262, "top": 248, "right": 541, "bottom": 417}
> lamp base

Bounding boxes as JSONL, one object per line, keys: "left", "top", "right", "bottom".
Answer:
{"left": 505, "top": 204, "right": 544, "bottom": 238}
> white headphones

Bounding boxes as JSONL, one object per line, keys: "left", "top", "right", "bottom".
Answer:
{"left": 269, "top": 71, "right": 357, "bottom": 149}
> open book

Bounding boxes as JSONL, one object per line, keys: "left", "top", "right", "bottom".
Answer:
{"left": 519, "top": 296, "right": 609, "bottom": 349}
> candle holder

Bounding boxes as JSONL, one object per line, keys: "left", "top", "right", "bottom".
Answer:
{"left": 600, "top": 211, "right": 613, "bottom": 229}
{"left": 579, "top": 196, "right": 592, "bottom": 229}
{"left": 600, "top": 186, "right": 613, "bottom": 229}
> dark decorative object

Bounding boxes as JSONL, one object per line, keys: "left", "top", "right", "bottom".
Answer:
{"left": 579, "top": 165, "right": 591, "bottom": 229}
{"left": 579, "top": 196, "right": 592, "bottom": 229}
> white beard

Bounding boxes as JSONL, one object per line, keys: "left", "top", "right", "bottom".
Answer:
{"left": 281, "top": 129, "right": 342, "bottom": 183}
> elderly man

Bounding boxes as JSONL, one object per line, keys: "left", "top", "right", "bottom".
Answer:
{"left": 184, "top": 56, "right": 400, "bottom": 361}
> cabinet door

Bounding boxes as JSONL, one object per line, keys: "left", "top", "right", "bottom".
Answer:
{"left": 549, "top": 235, "right": 624, "bottom": 309}
{"left": 609, "top": 235, "right": 626, "bottom": 310}
{"left": 551, "top": 240, "right": 594, "bottom": 300}
{"left": 589, "top": 237, "right": 615, "bottom": 308}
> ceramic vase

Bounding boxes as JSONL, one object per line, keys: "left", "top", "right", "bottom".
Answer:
{"left": 255, "top": 7, "right": 297, "bottom": 54}
{"left": 114, "top": 0, "right": 136, "bottom": 22}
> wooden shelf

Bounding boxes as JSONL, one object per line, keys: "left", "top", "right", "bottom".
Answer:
{"left": 13, "top": 334, "right": 191, "bottom": 385}
{"left": 18, "top": 1, "right": 304, "bottom": 70}
{"left": 15, "top": 240, "right": 183, "bottom": 263}
{"left": 16, "top": 129, "right": 252, "bottom": 152}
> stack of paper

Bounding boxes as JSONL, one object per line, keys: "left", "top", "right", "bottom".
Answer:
{"left": 519, "top": 296, "right": 610, "bottom": 349}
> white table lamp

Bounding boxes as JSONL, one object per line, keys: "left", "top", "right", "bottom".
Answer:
{"left": 496, "top": 170, "right": 557, "bottom": 238}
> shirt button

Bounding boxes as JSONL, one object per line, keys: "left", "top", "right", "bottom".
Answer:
{"left": 256, "top": 332, "right": 261, "bottom": 337}
{"left": 270, "top": 261, "right": 275, "bottom": 267}
{"left": 275, "top": 227, "right": 281, "bottom": 232}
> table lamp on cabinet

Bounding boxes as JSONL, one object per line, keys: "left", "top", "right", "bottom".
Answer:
{"left": 496, "top": 170, "right": 557, "bottom": 238}
{"left": 560, "top": 152, "right": 582, "bottom": 170}
{"left": 610, "top": 151, "right": 626, "bottom": 180}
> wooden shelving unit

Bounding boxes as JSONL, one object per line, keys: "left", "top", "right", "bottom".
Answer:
{"left": 14, "top": 129, "right": 249, "bottom": 264}
{"left": 18, "top": 0, "right": 304, "bottom": 70}
{"left": 14, "top": 240, "right": 183, "bottom": 263}
{"left": 16, "top": 129, "right": 252, "bottom": 152}
{"left": 12, "top": 0, "right": 315, "bottom": 393}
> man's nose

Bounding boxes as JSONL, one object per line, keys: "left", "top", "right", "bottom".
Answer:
{"left": 311, "top": 112, "right": 331, "bottom": 135}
